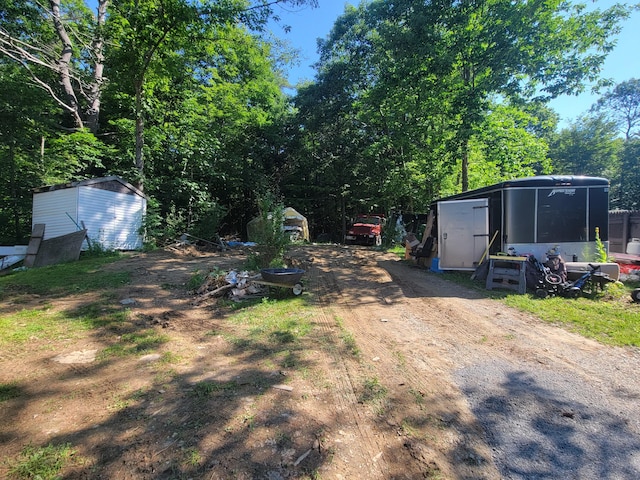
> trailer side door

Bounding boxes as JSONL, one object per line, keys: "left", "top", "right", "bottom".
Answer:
{"left": 437, "top": 198, "right": 489, "bottom": 270}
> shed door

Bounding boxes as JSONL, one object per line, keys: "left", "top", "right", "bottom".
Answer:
{"left": 437, "top": 198, "right": 489, "bottom": 270}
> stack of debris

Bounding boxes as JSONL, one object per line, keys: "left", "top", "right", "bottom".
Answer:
{"left": 194, "top": 269, "right": 267, "bottom": 304}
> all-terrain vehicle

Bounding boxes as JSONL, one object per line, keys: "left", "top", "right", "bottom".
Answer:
{"left": 344, "top": 214, "right": 385, "bottom": 246}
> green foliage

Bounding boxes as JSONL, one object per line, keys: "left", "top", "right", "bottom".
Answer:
{"left": 594, "top": 227, "right": 608, "bottom": 263}
{"left": 294, "top": 0, "right": 632, "bottom": 210}
{"left": 467, "top": 103, "right": 553, "bottom": 188}
{"left": 592, "top": 78, "right": 640, "bottom": 140}
{"left": 247, "top": 192, "right": 290, "bottom": 268}
{"left": 43, "top": 131, "right": 112, "bottom": 185}
{"left": 616, "top": 140, "right": 640, "bottom": 210}
{"left": 83, "top": 241, "right": 118, "bottom": 258}
{"left": 549, "top": 114, "right": 621, "bottom": 177}
{"left": 2, "top": 0, "right": 638, "bottom": 246}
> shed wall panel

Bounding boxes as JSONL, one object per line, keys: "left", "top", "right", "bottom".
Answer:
{"left": 78, "top": 187, "right": 144, "bottom": 250}
{"left": 32, "top": 189, "right": 80, "bottom": 239}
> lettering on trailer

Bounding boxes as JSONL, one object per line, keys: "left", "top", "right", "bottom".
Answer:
{"left": 548, "top": 188, "right": 576, "bottom": 197}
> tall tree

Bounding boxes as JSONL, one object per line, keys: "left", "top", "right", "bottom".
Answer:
{"left": 592, "top": 78, "right": 640, "bottom": 140}
{"left": 436, "top": 0, "right": 630, "bottom": 191}
{"left": 549, "top": 114, "right": 621, "bottom": 178}
{"left": 0, "top": 0, "right": 108, "bottom": 132}
{"left": 2, "top": 0, "right": 317, "bottom": 189}
{"left": 309, "top": 0, "right": 627, "bottom": 195}
{"left": 617, "top": 140, "right": 640, "bottom": 210}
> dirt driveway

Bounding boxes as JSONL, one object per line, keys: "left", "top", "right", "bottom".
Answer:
{"left": 1, "top": 244, "right": 639, "bottom": 479}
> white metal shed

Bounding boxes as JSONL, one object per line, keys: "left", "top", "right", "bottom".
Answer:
{"left": 32, "top": 176, "right": 146, "bottom": 250}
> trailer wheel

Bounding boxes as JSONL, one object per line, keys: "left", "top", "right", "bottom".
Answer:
{"left": 632, "top": 288, "right": 640, "bottom": 303}
{"left": 292, "top": 283, "right": 304, "bottom": 296}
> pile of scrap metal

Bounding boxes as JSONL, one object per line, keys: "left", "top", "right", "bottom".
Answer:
{"left": 193, "top": 269, "right": 267, "bottom": 305}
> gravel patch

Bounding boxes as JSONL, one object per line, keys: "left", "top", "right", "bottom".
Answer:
{"left": 456, "top": 359, "right": 640, "bottom": 479}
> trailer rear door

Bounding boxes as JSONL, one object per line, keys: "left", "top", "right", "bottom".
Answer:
{"left": 437, "top": 198, "right": 489, "bottom": 270}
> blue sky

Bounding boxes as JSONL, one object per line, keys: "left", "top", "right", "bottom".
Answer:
{"left": 270, "top": 0, "right": 640, "bottom": 128}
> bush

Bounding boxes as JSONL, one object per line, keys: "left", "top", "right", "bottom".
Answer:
{"left": 246, "top": 192, "right": 290, "bottom": 269}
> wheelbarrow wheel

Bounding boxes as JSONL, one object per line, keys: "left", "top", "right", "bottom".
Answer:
{"left": 292, "top": 282, "right": 304, "bottom": 296}
{"left": 632, "top": 288, "right": 640, "bottom": 303}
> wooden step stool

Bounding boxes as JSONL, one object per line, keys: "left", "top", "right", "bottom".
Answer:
{"left": 486, "top": 255, "right": 528, "bottom": 294}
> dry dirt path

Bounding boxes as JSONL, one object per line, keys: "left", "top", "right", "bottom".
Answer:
{"left": 1, "top": 244, "right": 639, "bottom": 479}
{"left": 304, "top": 245, "right": 640, "bottom": 480}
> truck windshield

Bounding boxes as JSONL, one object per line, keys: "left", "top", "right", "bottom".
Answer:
{"left": 357, "top": 217, "right": 380, "bottom": 225}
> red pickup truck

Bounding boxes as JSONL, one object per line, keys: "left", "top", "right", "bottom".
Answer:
{"left": 344, "top": 214, "right": 385, "bottom": 246}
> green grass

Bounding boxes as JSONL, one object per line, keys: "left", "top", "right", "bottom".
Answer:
{"left": 0, "top": 255, "right": 127, "bottom": 298}
{"left": 0, "top": 303, "right": 130, "bottom": 349}
{"left": 505, "top": 291, "right": 640, "bottom": 346}
{"left": 0, "top": 308, "right": 87, "bottom": 346}
{"left": 440, "top": 269, "right": 640, "bottom": 347}
{"left": 228, "top": 297, "right": 313, "bottom": 344}
{"left": 7, "top": 443, "right": 77, "bottom": 480}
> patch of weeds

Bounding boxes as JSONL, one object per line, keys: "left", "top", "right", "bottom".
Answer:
{"left": 334, "top": 315, "right": 360, "bottom": 357}
{"left": 7, "top": 442, "right": 76, "bottom": 480}
{"left": 401, "top": 419, "right": 421, "bottom": 438}
{"left": 408, "top": 388, "right": 425, "bottom": 406}
{"left": 393, "top": 350, "right": 407, "bottom": 369}
{"left": 99, "top": 331, "right": 169, "bottom": 359}
{"left": 67, "top": 302, "right": 129, "bottom": 329}
{"left": 386, "top": 244, "right": 407, "bottom": 259}
{"left": 183, "top": 448, "right": 202, "bottom": 467}
{"left": 107, "top": 394, "right": 130, "bottom": 412}
{"left": 153, "top": 368, "right": 177, "bottom": 384}
{"left": 401, "top": 415, "right": 446, "bottom": 442}
{"left": 340, "top": 330, "right": 359, "bottom": 357}
{"left": 159, "top": 351, "right": 181, "bottom": 364}
{"left": 0, "top": 382, "right": 21, "bottom": 402}
{"left": 186, "top": 271, "right": 206, "bottom": 291}
{"left": 241, "top": 412, "right": 256, "bottom": 429}
{"left": 278, "top": 350, "right": 299, "bottom": 368}
{"left": 359, "top": 377, "right": 388, "bottom": 404}
{"left": 191, "top": 380, "right": 239, "bottom": 399}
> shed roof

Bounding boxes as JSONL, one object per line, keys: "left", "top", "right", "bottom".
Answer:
{"left": 33, "top": 176, "right": 145, "bottom": 198}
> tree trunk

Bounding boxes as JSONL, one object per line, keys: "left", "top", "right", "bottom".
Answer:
{"left": 9, "top": 143, "right": 21, "bottom": 242}
{"left": 49, "top": 0, "right": 83, "bottom": 130}
{"left": 135, "top": 81, "right": 145, "bottom": 191}
{"left": 85, "top": 0, "right": 109, "bottom": 134}
{"left": 461, "top": 136, "right": 469, "bottom": 192}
